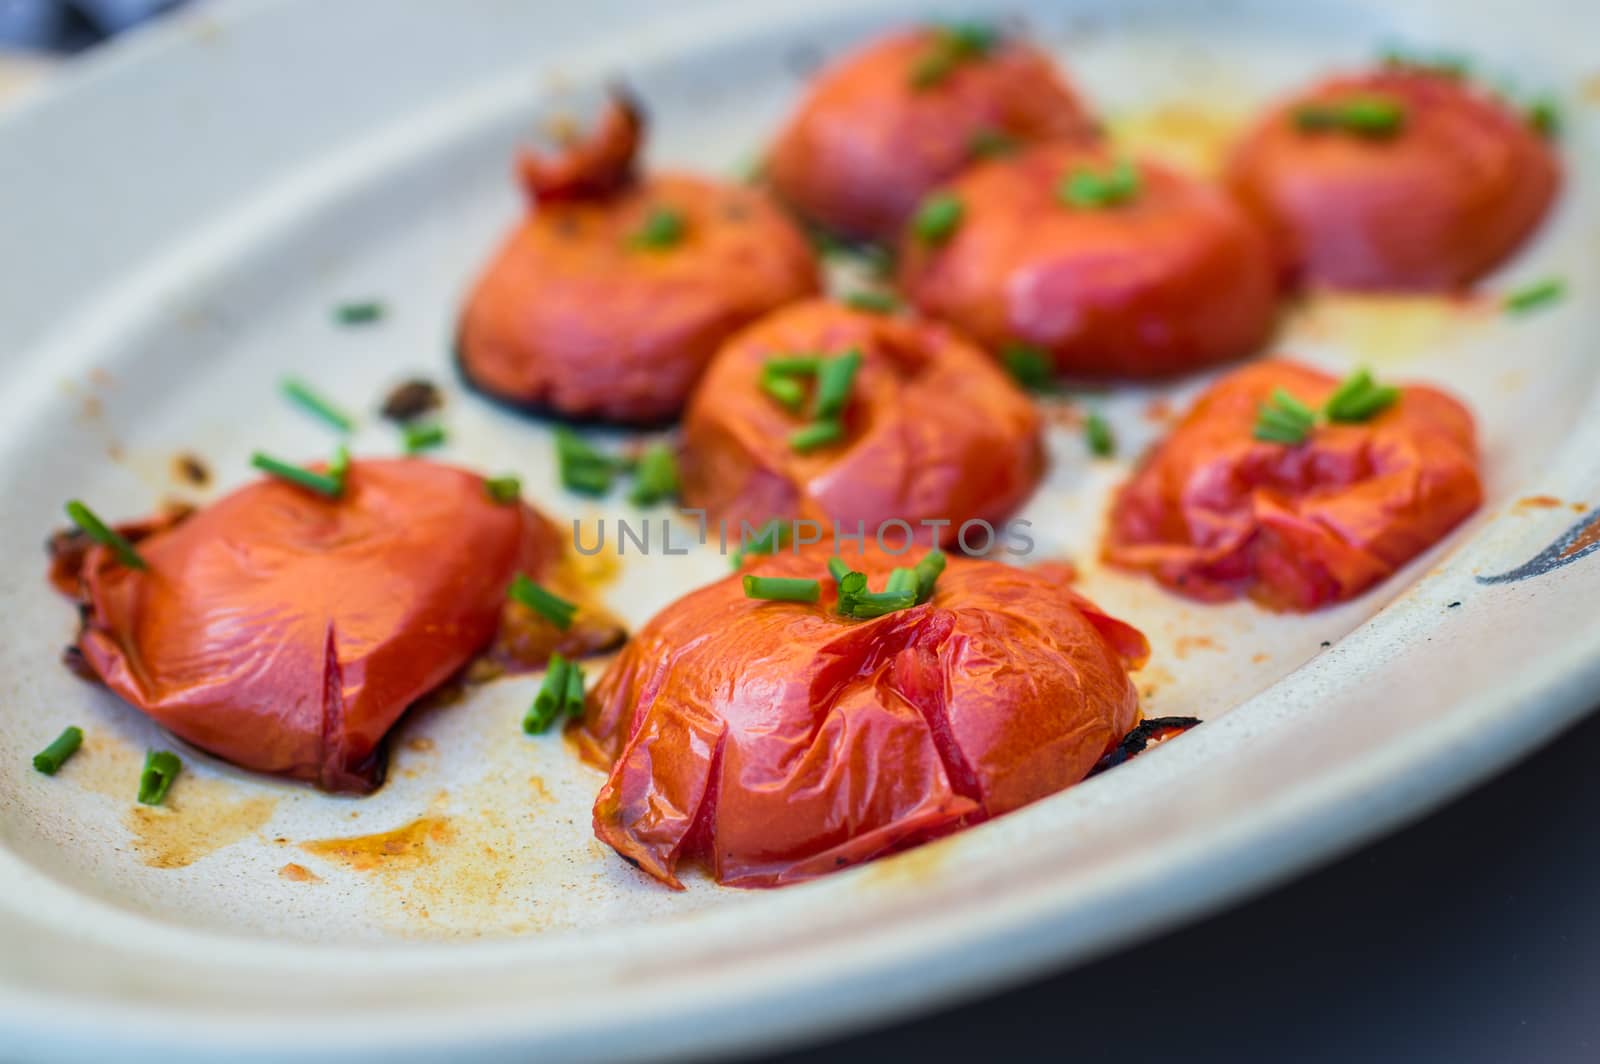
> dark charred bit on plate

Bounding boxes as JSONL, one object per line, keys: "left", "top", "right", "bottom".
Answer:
{"left": 380, "top": 378, "right": 444, "bottom": 424}
{"left": 60, "top": 644, "right": 98, "bottom": 683}
{"left": 1088, "top": 716, "right": 1201, "bottom": 777}
{"left": 1320, "top": 640, "right": 1332, "bottom": 648}
{"left": 172, "top": 451, "right": 211, "bottom": 487}
{"left": 1447, "top": 600, "right": 1462, "bottom": 608}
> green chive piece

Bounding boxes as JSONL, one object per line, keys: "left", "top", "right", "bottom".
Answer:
{"left": 913, "top": 548, "right": 946, "bottom": 603}
{"left": 328, "top": 445, "right": 350, "bottom": 486}
{"left": 1379, "top": 46, "right": 1470, "bottom": 79}
{"left": 828, "top": 555, "right": 853, "bottom": 583}
{"left": 334, "top": 301, "right": 384, "bottom": 326}
{"left": 402, "top": 422, "right": 446, "bottom": 455}
{"left": 969, "top": 128, "right": 1019, "bottom": 159}
{"left": 1252, "top": 389, "right": 1318, "bottom": 445}
{"left": 281, "top": 377, "right": 355, "bottom": 433}
{"left": 742, "top": 575, "right": 821, "bottom": 602}
{"left": 629, "top": 207, "right": 686, "bottom": 250}
{"left": 564, "top": 658, "right": 586, "bottom": 716}
{"left": 1058, "top": 159, "right": 1142, "bottom": 209}
{"left": 1527, "top": 97, "right": 1561, "bottom": 138}
{"left": 33, "top": 726, "right": 84, "bottom": 775}
{"left": 1323, "top": 368, "right": 1401, "bottom": 424}
{"left": 1504, "top": 277, "right": 1566, "bottom": 314}
{"left": 628, "top": 444, "right": 679, "bottom": 507}
{"left": 137, "top": 750, "right": 182, "bottom": 806}
{"left": 839, "top": 589, "right": 918, "bottom": 619}
{"left": 813, "top": 350, "right": 863, "bottom": 420}
{"left": 1085, "top": 411, "right": 1116, "bottom": 457}
{"left": 844, "top": 290, "right": 900, "bottom": 314}
{"left": 764, "top": 356, "right": 824, "bottom": 376}
{"left": 942, "top": 22, "right": 998, "bottom": 56}
{"left": 1293, "top": 96, "right": 1405, "bottom": 138}
{"left": 909, "top": 49, "right": 957, "bottom": 90}
{"left": 790, "top": 418, "right": 844, "bottom": 453}
{"left": 731, "top": 519, "right": 789, "bottom": 568}
{"left": 1002, "top": 344, "right": 1054, "bottom": 392}
{"left": 760, "top": 372, "right": 807, "bottom": 411}
{"left": 64, "top": 500, "right": 148, "bottom": 570}
{"left": 508, "top": 573, "right": 577, "bottom": 630}
{"left": 485, "top": 475, "right": 522, "bottom": 504}
{"left": 251, "top": 452, "right": 344, "bottom": 497}
{"left": 912, "top": 193, "right": 964, "bottom": 244}
{"left": 525, "top": 653, "right": 572, "bottom": 734}
{"left": 555, "top": 428, "right": 617, "bottom": 496}
{"left": 884, "top": 567, "right": 918, "bottom": 596}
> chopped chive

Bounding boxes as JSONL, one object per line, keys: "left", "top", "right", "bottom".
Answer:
{"left": 913, "top": 548, "right": 946, "bottom": 603}
{"left": 64, "top": 500, "right": 148, "bottom": 570}
{"left": 1527, "top": 97, "right": 1561, "bottom": 138}
{"left": 402, "top": 422, "right": 446, "bottom": 455}
{"left": 628, "top": 444, "right": 679, "bottom": 507}
{"left": 251, "top": 452, "right": 344, "bottom": 497}
{"left": 1504, "top": 277, "right": 1565, "bottom": 314}
{"left": 328, "top": 445, "right": 350, "bottom": 486}
{"left": 485, "top": 474, "right": 522, "bottom": 504}
{"left": 828, "top": 555, "right": 853, "bottom": 582}
{"left": 281, "top": 377, "right": 355, "bottom": 433}
{"left": 508, "top": 573, "right": 577, "bottom": 630}
{"left": 1002, "top": 344, "right": 1054, "bottom": 392}
{"left": 884, "top": 567, "right": 918, "bottom": 596}
{"left": 731, "top": 519, "right": 788, "bottom": 568}
{"left": 742, "top": 575, "right": 821, "bottom": 602}
{"left": 760, "top": 371, "right": 807, "bottom": 411}
{"left": 629, "top": 206, "right": 687, "bottom": 250}
{"left": 812, "top": 350, "right": 863, "bottom": 420}
{"left": 909, "top": 49, "right": 957, "bottom": 89}
{"left": 1058, "top": 159, "right": 1141, "bottom": 209}
{"left": 912, "top": 193, "right": 964, "bottom": 244}
{"left": 564, "top": 658, "right": 586, "bottom": 715}
{"left": 555, "top": 428, "right": 617, "bottom": 496}
{"left": 1292, "top": 104, "right": 1342, "bottom": 131}
{"left": 137, "top": 750, "right": 182, "bottom": 806}
{"left": 1253, "top": 389, "right": 1318, "bottom": 445}
{"left": 764, "top": 356, "right": 824, "bottom": 376}
{"left": 969, "top": 127, "right": 1019, "bottom": 159}
{"left": 334, "top": 301, "right": 384, "bottom": 326}
{"left": 1270, "top": 388, "right": 1317, "bottom": 423}
{"left": 844, "top": 290, "right": 900, "bottom": 314}
{"left": 790, "top": 418, "right": 844, "bottom": 453}
{"left": 839, "top": 589, "right": 917, "bottom": 618}
{"left": 941, "top": 22, "right": 999, "bottom": 56}
{"left": 525, "top": 653, "right": 572, "bottom": 734}
{"left": 1085, "top": 411, "right": 1116, "bottom": 457}
{"left": 1294, "top": 95, "right": 1405, "bottom": 138}
{"left": 1323, "top": 368, "right": 1401, "bottom": 423}
{"left": 33, "top": 726, "right": 84, "bottom": 775}
{"left": 1379, "top": 46, "right": 1469, "bottom": 78}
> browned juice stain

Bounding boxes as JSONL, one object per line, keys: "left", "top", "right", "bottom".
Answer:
{"left": 1574, "top": 502, "right": 1590, "bottom": 513}
{"left": 279, "top": 862, "right": 320, "bottom": 883}
{"left": 405, "top": 736, "right": 436, "bottom": 753}
{"left": 1517, "top": 494, "right": 1565, "bottom": 511}
{"left": 859, "top": 834, "right": 954, "bottom": 889}
{"left": 530, "top": 775, "right": 556, "bottom": 803}
{"left": 301, "top": 816, "right": 455, "bottom": 873}
{"left": 1250, "top": 652, "right": 1270, "bottom": 664}
{"left": 1560, "top": 514, "right": 1600, "bottom": 559}
{"left": 1138, "top": 664, "right": 1176, "bottom": 702}
{"left": 1173, "top": 634, "right": 1220, "bottom": 659}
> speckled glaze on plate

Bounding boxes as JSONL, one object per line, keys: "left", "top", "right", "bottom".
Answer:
{"left": 1, "top": 0, "right": 1598, "bottom": 1060}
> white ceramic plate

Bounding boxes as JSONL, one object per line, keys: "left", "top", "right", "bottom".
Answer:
{"left": 3, "top": 0, "right": 1599, "bottom": 1060}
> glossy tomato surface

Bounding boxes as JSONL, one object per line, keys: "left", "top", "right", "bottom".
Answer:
{"left": 1104, "top": 360, "right": 1483, "bottom": 610}
{"left": 898, "top": 144, "right": 1278, "bottom": 378}
{"left": 577, "top": 547, "right": 1147, "bottom": 888}
{"left": 1226, "top": 67, "right": 1560, "bottom": 290}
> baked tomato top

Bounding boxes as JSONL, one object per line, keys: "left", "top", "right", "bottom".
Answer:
{"left": 766, "top": 26, "right": 1097, "bottom": 241}
{"left": 897, "top": 143, "right": 1278, "bottom": 379}
{"left": 56, "top": 459, "right": 595, "bottom": 792}
{"left": 679, "top": 299, "right": 1043, "bottom": 544}
{"left": 577, "top": 547, "right": 1147, "bottom": 888}
{"left": 1226, "top": 67, "right": 1559, "bottom": 290}
{"left": 1104, "top": 360, "right": 1483, "bottom": 610}
{"left": 457, "top": 97, "right": 820, "bottom": 426}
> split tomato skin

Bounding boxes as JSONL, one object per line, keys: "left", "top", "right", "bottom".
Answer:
{"left": 1104, "top": 360, "right": 1483, "bottom": 611}
{"left": 578, "top": 549, "right": 1147, "bottom": 889}
{"left": 1226, "top": 68, "right": 1560, "bottom": 291}
{"left": 62, "top": 460, "right": 562, "bottom": 792}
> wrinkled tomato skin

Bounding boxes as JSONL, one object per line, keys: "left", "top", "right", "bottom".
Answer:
{"left": 766, "top": 29, "right": 1097, "bottom": 241}
{"left": 1226, "top": 69, "right": 1560, "bottom": 290}
{"left": 67, "top": 460, "right": 561, "bottom": 792}
{"left": 680, "top": 299, "right": 1043, "bottom": 544}
{"left": 1104, "top": 360, "right": 1483, "bottom": 610}
{"left": 578, "top": 549, "right": 1147, "bottom": 889}
{"left": 898, "top": 144, "right": 1278, "bottom": 378}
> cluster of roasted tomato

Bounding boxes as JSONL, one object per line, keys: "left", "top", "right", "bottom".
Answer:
{"left": 49, "top": 23, "right": 1557, "bottom": 889}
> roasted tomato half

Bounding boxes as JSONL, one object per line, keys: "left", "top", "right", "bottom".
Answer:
{"left": 53, "top": 459, "right": 617, "bottom": 792}
{"left": 457, "top": 94, "right": 821, "bottom": 426}
{"left": 766, "top": 25, "right": 1097, "bottom": 241}
{"left": 1226, "top": 67, "right": 1560, "bottom": 290}
{"left": 1104, "top": 360, "right": 1483, "bottom": 610}
{"left": 577, "top": 547, "right": 1148, "bottom": 888}
{"left": 680, "top": 298, "right": 1043, "bottom": 544}
{"left": 897, "top": 143, "right": 1278, "bottom": 379}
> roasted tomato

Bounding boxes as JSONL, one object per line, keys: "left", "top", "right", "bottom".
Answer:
{"left": 577, "top": 548, "right": 1148, "bottom": 888}
{"left": 1226, "top": 67, "right": 1560, "bottom": 290}
{"left": 897, "top": 144, "right": 1278, "bottom": 379}
{"left": 457, "top": 94, "right": 821, "bottom": 426}
{"left": 766, "top": 25, "right": 1097, "bottom": 241}
{"left": 1104, "top": 360, "right": 1483, "bottom": 610}
{"left": 679, "top": 298, "right": 1043, "bottom": 544}
{"left": 53, "top": 459, "right": 616, "bottom": 792}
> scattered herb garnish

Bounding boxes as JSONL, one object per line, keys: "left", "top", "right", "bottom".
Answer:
{"left": 1504, "top": 277, "right": 1566, "bottom": 314}
{"left": 1253, "top": 388, "right": 1320, "bottom": 445}
{"left": 334, "top": 301, "right": 384, "bottom": 326}
{"left": 830, "top": 548, "right": 943, "bottom": 618}
{"left": 1058, "top": 159, "right": 1141, "bottom": 209}
{"left": 251, "top": 451, "right": 345, "bottom": 498}
{"left": 1085, "top": 411, "right": 1116, "bottom": 457}
{"left": 1002, "top": 344, "right": 1054, "bottom": 392}
{"left": 525, "top": 652, "right": 586, "bottom": 734}
{"left": 844, "top": 290, "right": 900, "bottom": 314}
{"left": 1526, "top": 97, "right": 1561, "bottom": 138}
{"left": 508, "top": 573, "right": 578, "bottom": 630}
{"left": 1379, "top": 46, "right": 1470, "bottom": 79}
{"left": 629, "top": 206, "right": 687, "bottom": 250}
{"left": 742, "top": 575, "right": 821, "bottom": 602}
{"left": 1254, "top": 369, "right": 1402, "bottom": 445}
{"left": 968, "top": 127, "right": 1019, "bottom": 159}
{"left": 485, "top": 475, "right": 522, "bottom": 504}
{"left": 912, "top": 193, "right": 964, "bottom": 244}
{"left": 1324, "top": 369, "right": 1400, "bottom": 423}
{"left": 628, "top": 444, "right": 679, "bottom": 507}
{"left": 812, "top": 350, "right": 862, "bottom": 420}
{"left": 64, "top": 500, "right": 147, "bottom": 570}
{"left": 790, "top": 418, "right": 844, "bottom": 453}
{"left": 884, "top": 567, "right": 918, "bottom": 596}
{"left": 281, "top": 377, "right": 355, "bottom": 433}
{"left": 731, "top": 519, "right": 789, "bottom": 569}
{"left": 402, "top": 422, "right": 446, "bottom": 455}
{"left": 760, "top": 355, "right": 822, "bottom": 412}
{"left": 137, "top": 750, "right": 182, "bottom": 806}
{"left": 1293, "top": 95, "right": 1406, "bottom": 138}
{"left": 32, "top": 726, "right": 83, "bottom": 775}
{"left": 555, "top": 428, "right": 619, "bottom": 496}
{"left": 913, "top": 548, "right": 946, "bottom": 603}
{"left": 909, "top": 22, "right": 999, "bottom": 89}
